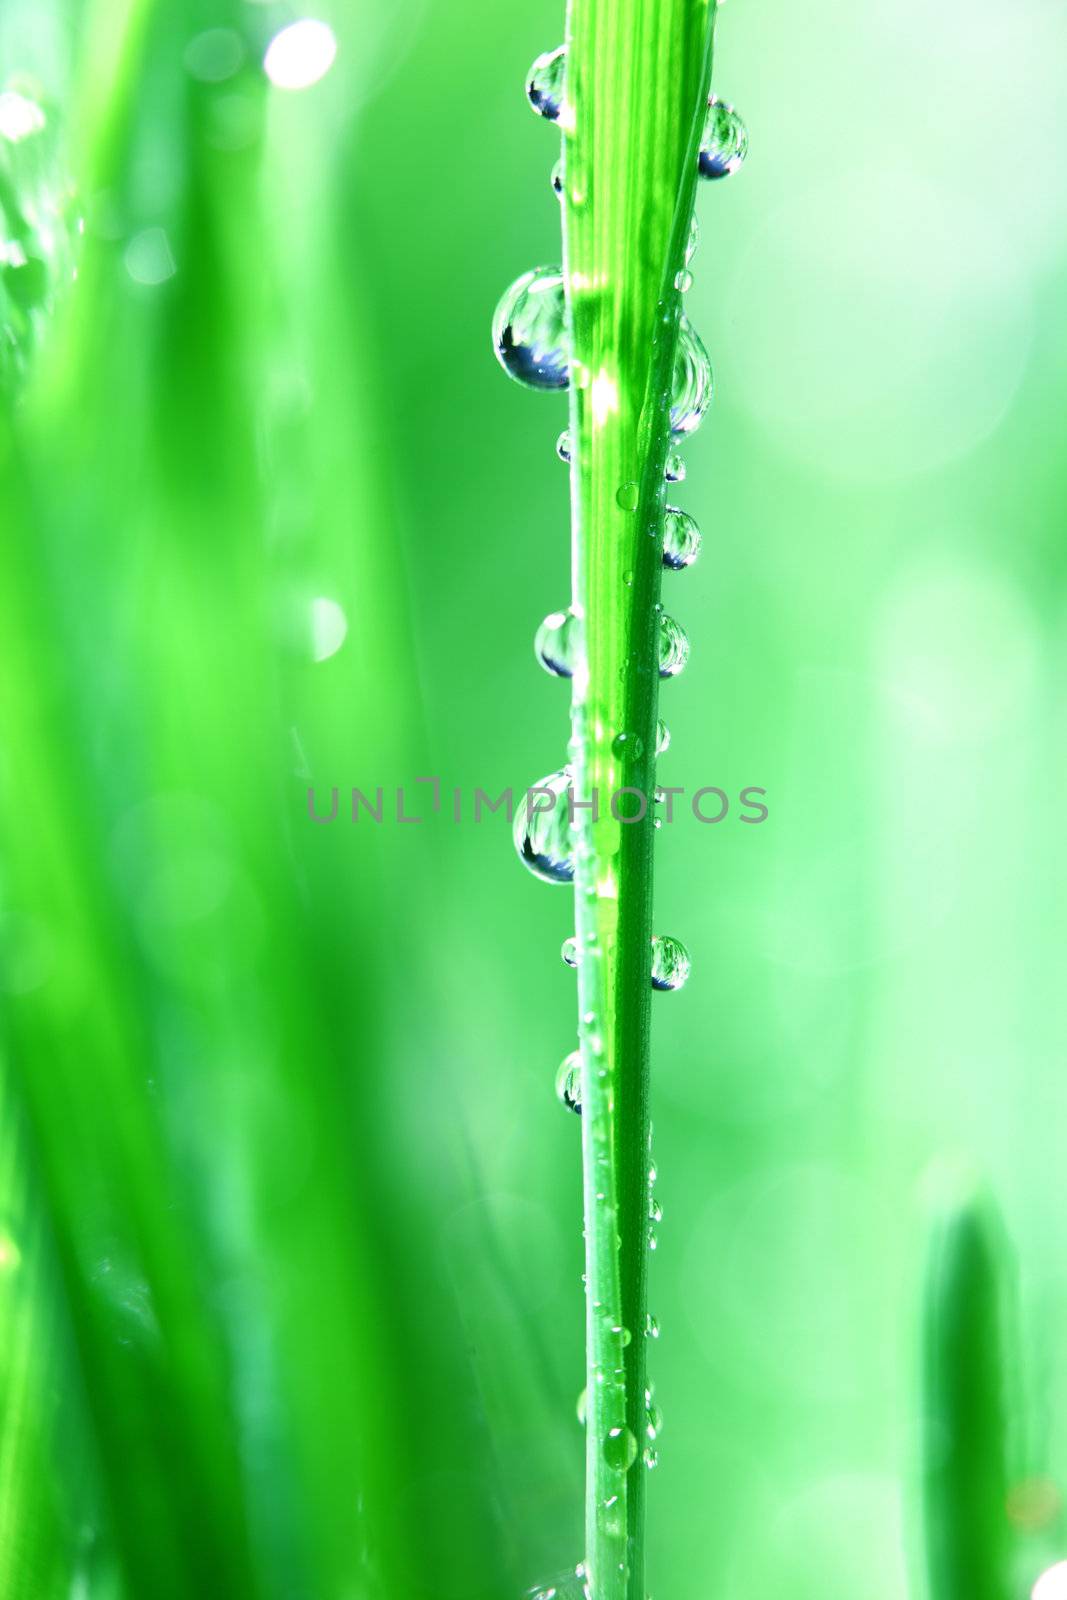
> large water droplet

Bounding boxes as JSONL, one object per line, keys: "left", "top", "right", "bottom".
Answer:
{"left": 616, "top": 480, "right": 640, "bottom": 511}
{"left": 527, "top": 45, "right": 566, "bottom": 121}
{"left": 662, "top": 507, "right": 701, "bottom": 570}
{"left": 603, "top": 1426, "right": 638, "bottom": 1473}
{"left": 651, "top": 934, "right": 691, "bottom": 990}
{"left": 514, "top": 768, "right": 574, "bottom": 883}
{"left": 493, "top": 267, "right": 569, "bottom": 390}
{"left": 612, "top": 732, "right": 643, "bottom": 761}
{"left": 556, "top": 1049, "right": 582, "bottom": 1113}
{"left": 670, "top": 317, "right": 713, "bottom": 437}
{"left": 657, "top": 615, "right": 690, "bottom": 679}
{"left": 535, "top": 608, "right": 578, "bottom": 677}
{"left": 698, "top": 95, "right": 748, "bottom": 179}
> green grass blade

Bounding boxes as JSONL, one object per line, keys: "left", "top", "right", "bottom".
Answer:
{"left": 561, "top": 5, "right": 715, "bottom": 1596}
{"left": 921, "top": 1173, "right": 1012, "bottom": 1600}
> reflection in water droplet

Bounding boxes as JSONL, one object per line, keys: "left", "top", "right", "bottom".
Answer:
{"left": 535, "top": 609, "right": 578, "bottom": 677}
{"left": 664, "top": 451, "right": 686, "bottom": 483}
{"left": 670, "top": 317, "right": 713, "bottom": 436}
{"left": 657, "top": 614, "right": 690, "bottom": 678}
{"left": 603, "top": 1426, "right": 638, "bottom": 1473}
{"left": 557, "top": 428, "right": 572, "bottom": 463}
{"left": 655, "top": 720, "right": 670, "bottom": 755}
{"left": 662, "top": 507, "right": 701, "bottom": 570}
{"left": 556, "top": 1049, "right": 582, "bottom": 1113}
{"left": 616, "top": 481, "right": 640, "bottom": 511}
{"left": 699, "top": 95, "right": 748, "bottom": 179}
{"left": 493, "top": 266, "right": 569, "bottom": 390}
{"left": 527, "top": 45, "right": 566, "bottom": 121}
{"left": 561, "top": 936, "right": 579, "bottom": 968}
{"left": 651, "top": 934, "right": 691, "bottom": 990}
{"left": 514, "top": 768, "right": 574, "bottom": 883}
{"left": 263, "top": 19, "right": 338, "bottom": 91}
{"left": 612, "top": 732, "right": 643, "bottom": 761}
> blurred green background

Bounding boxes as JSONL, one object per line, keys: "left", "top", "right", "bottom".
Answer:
{"left": 2, "top": 0, "right": 1067, "bottom": 1597}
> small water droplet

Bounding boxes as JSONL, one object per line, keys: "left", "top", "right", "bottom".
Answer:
{"left": 670, "top": 317, "right": 713, "bottom": 437}
{"left": 603, "top": 1426, "right": 638, "bottom": 1473}
{"left": 643, "top": 1446, "right": 660, "bottom": 1470}
{"left": 674, "top": 267, "right": 693, "bottom": 293}
{"left": 685, "top": 214, "right": 699, "bottom": 265}
{"left": 526, "top": 1571, "right": 587, "bottom": 1600}
{"left": 649, "top": 1199, "right": 663, "bottom": 1224}
{"left": 527, "top": 45, "right": 567, "bottom": 121}
{"left": 662, "top": 507, "right": 701, "bottom": 571}
{"left": 551, "top": 157, "right": 564, "bottom": 198}
{"left": 557, "top": 428, "right": 572, "bottom": 463}
{"left": 535, "top": 608, "right": 578, "bottom": 677}
{"left": 611, "top": 732, "right": 644, "bottom": 761}
{"left": 657, "top": 615, "right": 690, "bottom": 679}
{"left": 561, "top": 936, "right": 579, "bottom": 968}
{"left": 651, "top": 933, "right": 691, "bottom": 990}
{"left": 655, "top": 720, "right": 670, "bottom": 755}
{"left": 577, "top": 1387, "right": 588, "bottom": 1425}
{"left": 555, "top": 1050, "right": 582, "bottom": 1113}
{"left": 645, "top": 1312, "right": 660, "bottom": 1339}
{"left": 648, "top": 1226, "right": 658, "bottom": 1251}
{"left": 699, "top": 95, "right": 748, "bottom": 179}
{"left": 664, "top": 451, "right": 686, "bottom": 483}
{"left": 493, "top": 266, "right": 569, "bottom": 390}
{"left": 622, "top": 569, "right": 634, "bottom": 587}
{"left": 616, "top": 480, "right": 640, "bottom": 511}
{"left": 514, "top": 768, "right": 574, "bottom": 883}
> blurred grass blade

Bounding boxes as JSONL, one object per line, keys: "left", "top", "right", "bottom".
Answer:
{"left": 921, "top": 1171, "right": 1012, "bottom": 1600}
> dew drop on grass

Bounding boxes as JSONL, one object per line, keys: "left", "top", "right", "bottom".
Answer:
{"left": 651, "top": 934, "right": 691, "bottom": 990}
{"left": 527, "top": 1571, "right": 587, "bottom": 1600}
{"left": 551, "top": 158, "right": 564, "bottom": 199}
{"left": 556, "top": 428, "right": 572, "bottom": 462}
{"left": 662, "top": 508, "right": 701, "bottom": 570}
{"left": 561, "top": 936, "right": 578, "bottom": 968}
{"left": 603, "top": 1426, "right": 638, "bottom": 1473}
{"left": 616, "top": 480, "right": 640, "bottom": 511}
{"left": 577, "top": 1387, "right": 588, "bottom": 1425}
{"left": 527, "top": 45, "right": 566, "bottom": 121}
{"left": 698, "top": 95, "right": 748, "bottom": 179}
{"left": 514, "top": 768, "right": 574, "bottom": 883}
{"left": 535, "top": 608, "right": 578, "bottom": 676}
{"left": 493, "top": 266, "right": 569, "bottom": 390}
{"left": 612, "top": 732, "right": 643, "bottom": 761}
{"left": 655, "top": 720, "right": 670, "bottom": 755}
{"left": 645, "top": 1386, "right": 664, "bottom": 1440}
{"left": 664, "top": 452, "right": 686, "bottom": 485}
{"left": 556, "top": 1049, "right": 582, "bottom": 1113}
{"left": 674, "top": 267, "right": 693, "bottom": 292}
{"left": 685, "top": 214, "right": 699, "bottom": 264}
{"left": 670, "top": 317, "right": 713, "bottom": 436}
{"left": 644, "top": 1446, "right": 660, "bottom": 1470}
{"left": 645, "top": 1312, "right": 661, "bottom": 1339}
{"left": 657, "top": 615, "right": 690, "bottom": 678}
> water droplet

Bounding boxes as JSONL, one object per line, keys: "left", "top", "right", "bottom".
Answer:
{"left": 643, "top": 1446, "right": 660, "bottom": 1470}
{"left": 651, "top": 933, "right": 691, "bottom": 990}
{"left": 648, "top": 1226, "right": 658, "bottom": 1251}
{"left": 616, "top": 480, "right": 640, "bottom": 511}
{"left": 561, "top": 936, "right": 579, "bottom": 968}
{"left": 527, "top": 45, "right": 566, "bottom": 121}
{"left": 674, "top": 267, "right": 693, "bottom": 293}
{"left": 556, "top": 1049, "right": 582, "bottom": 1113}
{"left": 603, "top": 1426, "right": 638, "bottom": 1473}
{"left": 263, "top": 19, "right": 337, "bottom": 91}
{"left": 685, "top": 214, "right": 699, "bottom": 264}
{"left": 645, "top": 1387, "right": 664, "bottom": 1439}
{"left": 535, "top": 608, "right": 578, "bottom": 677}
{"left": 655, "top": 720, "right": 670, "bottom": 755}
{"left": 670, "top": 317, "right": 712, "bottom": 436}
{"left": 645, "top": 1312, "right": 660, "bottom": 1339}
{"left": 698, "top": 95, "right": 748, "bottom": 179}
{"left": 662, "top": 507, "right": 701, "bottom": 571}
{"left": 493, "top": 266, "right": 569, "bottom": 390}
{"left": 514, "top": 768, "right": 574, "bottom": 883}
{"left": 649, "top": 1199, "right": 663, "bottom": 1224}
{"left": 611, "top": 732, "right": 643, "bottom": 761}
{"left": 551, "top": 158, "right": 564, "bottom": 198}
{"left": 664, "top": 451, "right": 686, "bottom": 484}
{"left": 526, "top": 1571, "right": 587, "bottom": 1600}
{"left": 622, "top": 570, "right": 634, "bottom": 587}
{"left": 577, "top": 1387, "right": 588, "bottom": 1425}
{"left": 557, "top": 428, "right": 572, "bottom": 463}
{"left": 657, "top": 615, "right": 690, "bottom": 679}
